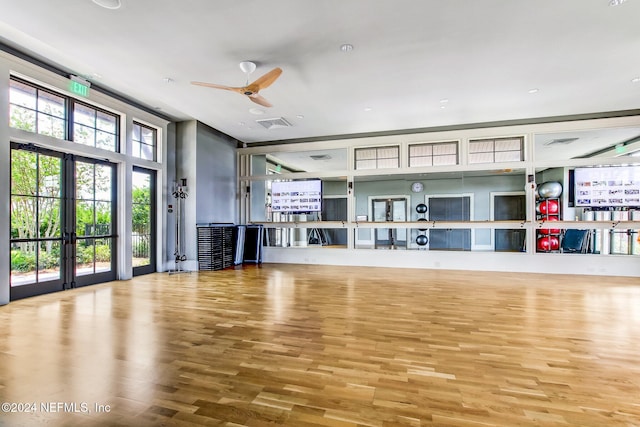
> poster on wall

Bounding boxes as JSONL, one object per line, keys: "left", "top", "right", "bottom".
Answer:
{"left": 574, "top": 166, "right": 640, "bottom": 207}
{"left": 271, "top": 180, "right": 322, "bottom": 213}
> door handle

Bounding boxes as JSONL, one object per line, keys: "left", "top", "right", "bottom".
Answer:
{"left": 63, "top": 232, "right": 77, "bottom": 244}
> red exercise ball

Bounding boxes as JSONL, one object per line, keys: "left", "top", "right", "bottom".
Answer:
{"left": 537, "top": 236, "right": 559, "bottom": 251}
{"left": 538, "top": 199, "right": 559, "bottom": 215}
{"left": 540, "top": 215, "right": 560, "bottom": 234}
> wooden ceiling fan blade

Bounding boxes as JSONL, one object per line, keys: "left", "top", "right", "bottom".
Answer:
{"left": 251, "top": 67, "right": 282, "bottom": 91}
{"left": 249, "top": 94, "right": 272, "bottom": 108}
{"left": 191, "top": 81, "right": 244, "bottom": 93}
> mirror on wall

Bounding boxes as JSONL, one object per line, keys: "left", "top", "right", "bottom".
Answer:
{"left": 352, "top": 169, "right": 526, "bottom": 222}
{"left": 352, "top": 169, "right": 527, "bottom": 252}
{"left": 534, "top": 165, "right": 640, "bottom": 256}
{"left": 534, "top": 127, "right": 640, "bottom": 162}
{"left": 250, "top": 148, "right": 348, "bottom": 175}
{"left": 264, "top": 227, "right": 348, "bottom": 248}
{"left": 249, "top": 177, "right": 348, "bottom": 224}
{"left": 352, "top": 227, "right": 528, "bottom": 252}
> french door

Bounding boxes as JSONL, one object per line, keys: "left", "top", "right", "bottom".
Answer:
{"left": 10, "top": 144, "right": 117, "bottom": 300}
{"left": 372, "top": 198, "right": 407, "bottom": 248}
{"left": 132, "top": 167, "right": 156, "bottom": 276}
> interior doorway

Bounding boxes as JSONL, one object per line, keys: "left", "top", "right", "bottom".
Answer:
{"left": 321, "top": 197, "right": 347, "bottom": 246}
{"left": 493, "top": 193, "right": 526, "bottom": 252}
{"left": 372, "top": 198, "right": 407, "bottom": 249}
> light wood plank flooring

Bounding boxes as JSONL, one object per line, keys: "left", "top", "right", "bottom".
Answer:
{"left": 1, "top": 264, "right": 640, "bottom": 426}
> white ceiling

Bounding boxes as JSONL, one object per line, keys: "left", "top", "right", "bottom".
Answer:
{"left": 1, "top": 0, "right": 639, "bottom": 146}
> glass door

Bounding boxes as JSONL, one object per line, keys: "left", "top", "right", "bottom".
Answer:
{"left": 10, "top": 144, "right": 117, "bottom": 300}
{"left": 132, "top": 167, "right": 156, "bottom": 276}
{"left": 372, "top": 198, "right": 407, "bottom": 249}
{"left": 10, "top": 146, "right": 65, "bottom": 299}
{"left": 74, "top": 158, "right": 117, "bottom": 287}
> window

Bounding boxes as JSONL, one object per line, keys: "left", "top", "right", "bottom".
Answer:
{"left": 469, "top": 137, "right": 524, "bottom": 164}
{"left": 73, "top": 102, "right": 119, "bottom": 152}
{"left": 409, "top": 141, "right": 458, "bottom": 167}
{"left": 9, "top": 77, "right": 121, "bottom": 153}
{"left": 355, "top": 146, "right": 399, "bottom": 170}
{"left": 132, "top": 122, "right": 157, "bottom": 160}
{"left": 9, "top": 78, "right": 66, "bottom": 139}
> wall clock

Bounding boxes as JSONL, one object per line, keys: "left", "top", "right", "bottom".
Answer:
{"left": 411, "top": 182, "right": 424, "bottom": 193}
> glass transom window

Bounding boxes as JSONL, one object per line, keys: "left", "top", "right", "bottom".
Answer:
{"left": 132, "top": 122, "right": 157, "bottom": 161}
{"left": 9, "top": 78, "right": 66, "bottom": 139}
{"left": 355, "top": 146, "right": 399, "bottom": 170}
{"left": 409, "top": 141, "right": 458, "bottom": 167}
{"left": 469, "top": 137, "right": 524, "bottom": 164}
{"left": 73, "top": 102, "right": 119, "bottom": 152}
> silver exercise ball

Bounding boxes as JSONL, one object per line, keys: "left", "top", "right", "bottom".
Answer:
{"left": 537, "top": 181, "right": 562, "bottom": 199}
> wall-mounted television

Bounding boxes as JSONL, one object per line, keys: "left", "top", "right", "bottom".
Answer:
{"left": 574, "top": 166, "right": 640, "bottom": 207}
{"left": 271, "top": 179, "right": 322, "bottom": 213}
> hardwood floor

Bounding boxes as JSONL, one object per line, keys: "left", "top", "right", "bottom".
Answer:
{"left": 1, "top": 264, "right": 640, "bottom": 426}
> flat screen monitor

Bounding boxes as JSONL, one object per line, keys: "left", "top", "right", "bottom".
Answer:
{"left": 271, "top": 180, "right": 322, "bottom": 213}
{"left": 574, "top": 166, "right": 640, "bottom": 207}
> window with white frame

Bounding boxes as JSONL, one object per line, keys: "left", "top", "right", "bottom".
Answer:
{"left": 132, "top": 122, "right": 157, "bottom": 160}
{"left": 468, "top": 136, "right": 524, "bottom": 164}
{"left": 355, "top": 145, "right": 399, "bottom": 170}
{"left": 9, "top": 78, "right": 66, "bottom": 139}
{"left": 409, "top": 141, "right": 458, "bottom": 167}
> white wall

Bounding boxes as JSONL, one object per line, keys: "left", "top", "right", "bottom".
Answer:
{"left": 263, "top": 246, "right": 640, "bottom": 277}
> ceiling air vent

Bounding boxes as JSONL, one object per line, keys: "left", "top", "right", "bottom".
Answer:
{"left": 310, "top": 154, "right": 332, "bottom": 160}
{"left": 255, "top": 117, "right": 292, "bottom": 130}
{"left": 544, "top": 137, "right": 579, "bottom": 146}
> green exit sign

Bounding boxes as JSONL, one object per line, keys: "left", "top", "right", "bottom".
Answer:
{"left": 69, "top": 80, "right": 90, "bottom": 97}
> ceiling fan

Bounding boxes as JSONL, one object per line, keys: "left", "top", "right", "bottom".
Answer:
{"left": 191, "top": 61, "right": 282, "bottom": 108}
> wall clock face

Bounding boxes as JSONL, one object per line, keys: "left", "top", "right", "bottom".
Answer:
{"left": 411, "top": 182, "right": 423, "bottom": 192}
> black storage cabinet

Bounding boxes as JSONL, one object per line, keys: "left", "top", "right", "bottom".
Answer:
{"left": 197, "top": 224, "right": 236, "bottom": 271}
{"left": 197, "top": 224, "right": 263, "bottom": 271}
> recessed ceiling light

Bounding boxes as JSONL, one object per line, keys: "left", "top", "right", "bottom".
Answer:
{"left": 528, "top": 88, "right": 539, "bottom": 94}
{"left": 439, "top": 99, "right": 449, "bottom": 104}
{"left": 609, "top": 0, "right": 627, "bottom": 5}
{"left": 440, "top": 105, "right": 446, "bottom": 109}
{"left": 249, "top": 108, "right": 265, "bottom": 115}
{"left": 296, "top": 114, "right": 305, "bottom": 119}
{"left": 91, "top": 0, "right": 121, "bottom": 9}
{"left": 340, "top": 43, "right": 354, "bottom": 52}
{"left": 632, "top": 77, "right": 640, "bottom": 83}
{"left": 364, "top": 107, "right": 372, "bottom": 112}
